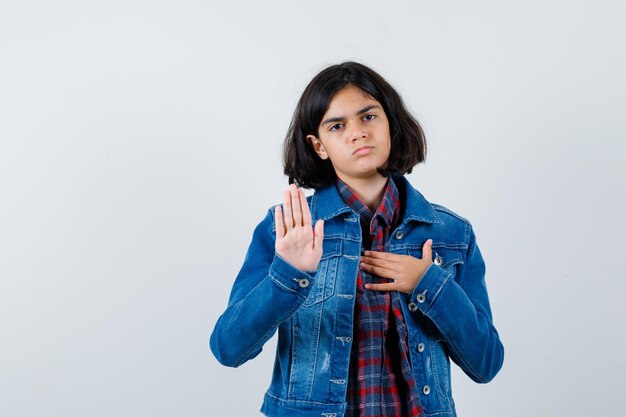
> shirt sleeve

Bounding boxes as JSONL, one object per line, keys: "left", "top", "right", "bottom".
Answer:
{"left": 407, "top": 223, "right": 505, "bottom": 383}
{"left": 209, "top": 208, "right": 316, "bottom": 367}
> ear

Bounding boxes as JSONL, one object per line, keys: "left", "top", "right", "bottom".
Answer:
{"left": 306, "top": 134, "right": 329, "bottom": 160}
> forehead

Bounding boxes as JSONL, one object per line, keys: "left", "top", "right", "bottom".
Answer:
{"left": 324, "top": 85, "right": 381, "bottom": 115}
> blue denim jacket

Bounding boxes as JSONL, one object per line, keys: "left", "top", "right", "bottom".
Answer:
{"left": 210, "top": 175, "right": 504, "bottom": 417}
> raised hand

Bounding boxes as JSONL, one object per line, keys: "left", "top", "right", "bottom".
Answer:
{"left": 274, "top": 183, "right": 324, "bottom": 272}
{"left": 360, "top": 239, "right": 434, "bottom": 293}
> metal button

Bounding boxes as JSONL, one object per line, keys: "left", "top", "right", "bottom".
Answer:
{"left": 408, "top": 302, "right": 418, "bottom": 312}
{"left": 423, "top": 385, "right": 431, "bottom": 395}
{"left": 417, "top": 343, "right": 425, "bottom": 353}
{"left": 434, "top": 254, "right": 443, "bottom": 266}
{"left": 395, "top": 230, "right": 404, "bottom": 239}
{"left": 298, "top": 278, "right": 310, "bottom": 288}
{"left": 416, "top": 292, "right": 426, "bottom": 303}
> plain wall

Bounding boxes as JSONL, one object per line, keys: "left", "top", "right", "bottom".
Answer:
{"left": 1, "top": 1, "right": 625, "bottom": 416}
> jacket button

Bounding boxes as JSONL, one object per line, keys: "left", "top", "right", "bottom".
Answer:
{"left": 423, "top": 385, "right": 431, "bottom": 395}
{"left": 417, "top": 343, "right": 425, "bottom": 353}
{"left": 408, "top": 302, "right": 418, "bottom": 312}
{"left": 434, "top": 254, "right": 443, "bottom": 266}
{"left": 395, "top": 230, "right": 404, "bottom": 239}
{"left": 298, "top": 278, "right": 310, "bottom": 288}
{"left": 416, "top": 292, "right": 426, "bottom": 303}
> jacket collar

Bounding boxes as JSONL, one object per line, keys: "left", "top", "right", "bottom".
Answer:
{"left": 311, "top": 174, "right": 443, "bottom": 225}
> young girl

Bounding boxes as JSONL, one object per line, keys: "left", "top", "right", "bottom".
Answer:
{"left": 210, "top": 62, "right": 504, "bottom": 417}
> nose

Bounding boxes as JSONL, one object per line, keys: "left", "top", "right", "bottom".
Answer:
{"left": 348, "top": 122, "right": 367, "bottom": 142}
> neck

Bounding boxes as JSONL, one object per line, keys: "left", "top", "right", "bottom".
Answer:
{"left": 339, "top": 173, "right": 389, "bottom": 213}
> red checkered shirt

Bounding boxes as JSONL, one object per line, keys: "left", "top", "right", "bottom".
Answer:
{"left": 337, "top": 176, "right": 423, "bottom": 417}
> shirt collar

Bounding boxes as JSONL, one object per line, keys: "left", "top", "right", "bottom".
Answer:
{"left": 335, "top": 176, "right": 400, "bottom": 228}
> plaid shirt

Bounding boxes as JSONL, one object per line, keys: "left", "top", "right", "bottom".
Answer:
{"left": 337, "top": 176, "right": 423, "bottom": 417}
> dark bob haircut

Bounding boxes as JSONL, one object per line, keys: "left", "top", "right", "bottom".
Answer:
{"left": 283, "top": 61, "right": 427, "bottom": 190}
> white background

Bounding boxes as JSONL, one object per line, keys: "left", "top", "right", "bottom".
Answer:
{"left": 1, "top": 1, "right": 625, "bottom": 416}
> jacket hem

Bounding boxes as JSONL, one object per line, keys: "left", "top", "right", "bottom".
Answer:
{"left": 261, "top": 391, "right": 346, "bottom": 417}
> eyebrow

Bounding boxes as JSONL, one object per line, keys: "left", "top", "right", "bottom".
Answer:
{"left": 321, "top": 104, "right": 380, "bottom": 126}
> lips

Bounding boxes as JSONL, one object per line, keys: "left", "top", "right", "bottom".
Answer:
{"left": 353, "top": 146, "right": 373, "bottom": 155}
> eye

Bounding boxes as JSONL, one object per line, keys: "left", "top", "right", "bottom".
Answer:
{"left": 363, "top": 114, "right": 377, "bottom": 122}
{"left": 329, "top": 123, "right": 344, "bottom": 131}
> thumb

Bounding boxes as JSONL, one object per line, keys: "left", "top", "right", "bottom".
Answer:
{"left": 313, "top": 220, "right": 324, "bottom": 251}
{"left": 422, "top": 239, "right": 433, "bottom": 262}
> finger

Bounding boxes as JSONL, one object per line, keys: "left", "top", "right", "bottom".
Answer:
{"left": 360, "top": 262, "right": 396, "bottom": 279}
{"left": 283, "top": 190, "right": 294, "bottom": 229}
{"left": 299, "top": 189, "right": 312, "bottom": 227}
{"left": 275, "top": 205, "right": 285, "bottom": 240}
{"left": 362, "top": 250, "right": 394, "bottom": 260}
{"left": 364, "top": 282, "right": 398, "bottom": 292}
{"left": 361, "top": 257, "right": 398, "bottom": 274}
{"left": 422, "top": 239, "right": 433, "bottom": 261}
{"left": 314, "top": 219, "right": 324, "bottom": 252}
{"left": 290, "top": 184, "right": 302, "bottom": 227}
{"left": 360, "top": 255, "right": 395, "bottom": 270}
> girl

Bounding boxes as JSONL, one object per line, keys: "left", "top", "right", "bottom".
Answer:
{"left": 210, "top": 62, "right": 504, "bottom": 417}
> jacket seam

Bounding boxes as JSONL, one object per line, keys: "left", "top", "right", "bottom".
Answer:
{"left": 269, "top": 272, "right": 301, "bottom": 294}
{"left": 425, "top": 269, "right": 452, "bottom": 311}
{"left": 265, "top": 390, "right": 345, "bottom": 406}
{"left": 430, "top": 203, "right": 471, "bottom": 225}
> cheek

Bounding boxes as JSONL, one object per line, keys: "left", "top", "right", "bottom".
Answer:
{"left": 381, "top": 131, "right": 391, "bottom": 150}
{"left": 331, "top": 144, "right": 348, "bottom": 156}
{"left": 382, "top": 141, "right": 392, "bottom": 161}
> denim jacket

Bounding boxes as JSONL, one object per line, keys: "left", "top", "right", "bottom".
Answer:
{"left": 210, "top": 175, "right": 504, "bottom": 417}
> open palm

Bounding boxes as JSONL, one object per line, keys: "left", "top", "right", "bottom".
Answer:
{"left": 274, "top": 184, "right": 324, "bottom": 272}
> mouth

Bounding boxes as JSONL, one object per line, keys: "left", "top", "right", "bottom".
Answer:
{"left": 353, "top": 146, "right": 373, "bottom": 155}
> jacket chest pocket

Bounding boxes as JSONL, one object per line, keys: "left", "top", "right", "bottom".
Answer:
{"left": 302, "top": 237, "right": 342, "bottom": 307}
{"left": 408, "top": 247, "right": 464, "bottom": 279}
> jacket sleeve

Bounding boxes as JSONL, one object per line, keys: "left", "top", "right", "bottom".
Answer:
{"left": 408, "top": 223, "right": 504, "bottom": 383}
{"left": 209, "top": 207, "right": 316, "bottom": 367}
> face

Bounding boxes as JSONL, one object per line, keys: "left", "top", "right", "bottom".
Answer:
{"left": 307, "top": 85, "right": 392, "bottom": 185}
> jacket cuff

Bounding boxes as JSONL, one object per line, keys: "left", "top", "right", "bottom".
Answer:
{"left": 269, "top": 253, "right": 317, "bottom": 296}
{"left": 407, "top": 263, "right": 451, "bottom": 313}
